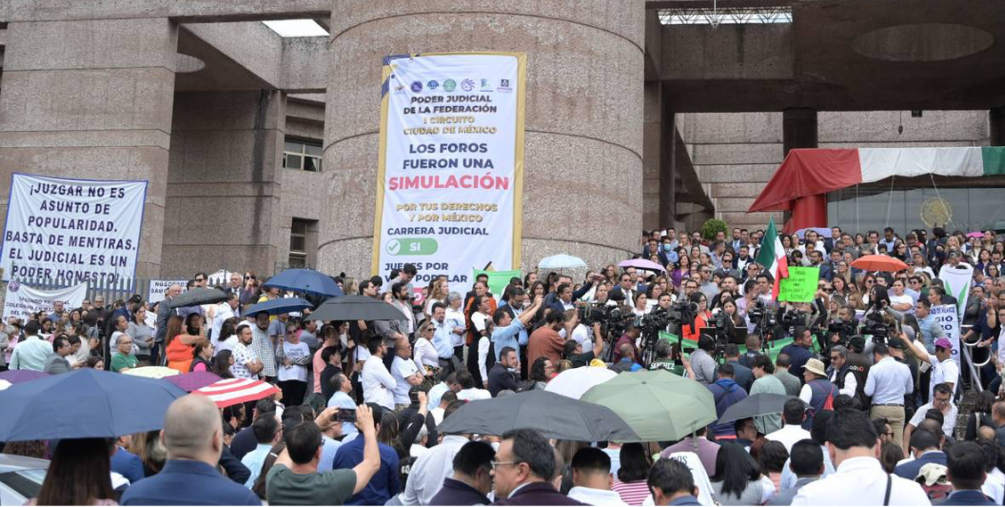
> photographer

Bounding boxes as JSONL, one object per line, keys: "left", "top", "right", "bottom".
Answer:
{"left": 563, "top": 322, "right": 605, "bottom": 368}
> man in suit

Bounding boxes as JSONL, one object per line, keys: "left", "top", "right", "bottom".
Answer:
{"left": 942, "top": 441, "right": 997, "bottom": 505}
{"left": 894, "top": 429, "right": 946, "bottom": 481}
{"left": 428, "top": 441, "right": 495, "bottom": 506}
{"left": 491, "top": 428, "right": 584, "bottom": 505}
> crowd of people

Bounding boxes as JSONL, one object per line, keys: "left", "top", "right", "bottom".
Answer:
{"left": 3, "top": 224, "right": 1005, "bottom": 505}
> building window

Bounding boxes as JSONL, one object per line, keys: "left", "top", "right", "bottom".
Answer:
{"left": 283, "top": 140, "right": 322, "bottom": 172}
{"left": 289, "top": 219, "right": 309, "bottom": 268}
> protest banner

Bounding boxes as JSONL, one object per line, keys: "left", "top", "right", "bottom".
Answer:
{"left": 939, "top": 264, "right": 973, "bottom": 320}
{"left": 3, "top": 281, "right": 87, "bottom": 320}
{"left": 473, "top": 269, "right": 522, "bottom": 300}
{"left": 372, "top": 52, "right": 527, "bottom": 290}
{"left": 0, "top": 174, "right": 147, "bottom": 288}
{"left": 778, "top": 266, "right": 820, "bottom": 303}
{"left": 931, "top": 304, "right": 961, "bottom": 367}
{"left": 148, "top": 279, "right": 188, "bottom": 304}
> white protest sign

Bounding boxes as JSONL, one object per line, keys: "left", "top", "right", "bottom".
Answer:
{"left": 373, "top": 52, "right": 526, "bottom": 289}
{"left": 939, "top": 264, "right": 973, "bottom": 321}
{"left": 931, "top": 304, "right": 961, "bottom": 367}
{"left": 3, "top": 281, "right": 87, "bottom": 320}
{"left": 0, "top": 174, "right": 147, "bottom": 287}
{"left": 148, "top": 279, "right": 188, "bottom": 304}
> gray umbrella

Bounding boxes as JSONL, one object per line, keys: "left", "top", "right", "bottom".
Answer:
{"left": 436, "top": 390, "right": 639, "bottom": 442}
{"left": 305, "top": 295, "right": 405, "bottom": 322}
{"left": 166, "top": 287, "right": 229, "bottom": 309}
{"left": 718, "top": 393, "right": 804, "bottom": 424}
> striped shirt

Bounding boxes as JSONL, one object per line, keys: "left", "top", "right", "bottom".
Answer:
{"left": 612, "top": 479, "right": 650, "bottom": 506}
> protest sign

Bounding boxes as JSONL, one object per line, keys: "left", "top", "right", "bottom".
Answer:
{"left": 3, "top": 281, "right": 87, "bottom": 320}
{"left": 931, "top": 304, "right": 961, "bottom": 367}
{"left": 0, "top": 174, "right": 147, "bottom": 287}
{"left": 778, "top": 267, "right": 820, "bottom": 302}
{"left": 148, "top": 279, "right": 188, "bottom": 304}
{"left": 939, "top": 264, "right": 973, "bottom": 320}
{"left": 473, "top": 269, "right": 522, "bottom": 300}
{"left": 372, "top": 52, "right": 527, "bottom": 291}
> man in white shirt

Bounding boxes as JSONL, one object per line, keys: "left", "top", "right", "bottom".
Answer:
{"left": 455, "top": 370, "right": 490, "bottom": 401}
{"left": 400, "top": 402, "right": 471, "bottom": 505}
{"left": 864, "top": 341, "right": 914, "bottom": 451}
{"left": 361, "top": 335, "right": 396, "bottom": 410}
{"left": 766, "top": 399, "right": 812, "bottom": 454}
{"left": 567, "top": 447, "right": 627, "bottom": 506}
{"left": 390, "top": 335, "right": 423, "bottom": 411}
{"left": 231, "top": 323, "right": 263, "bottom": 379}
{"left": 903, "top": 382, "right": 957, "bottom": 451}
{"left": 791, "top": 410, "right": 931, "bottom": 506}
{"left": 930, "top": 338, "right": 959, "bottom": 401}
{"left": 211, "top": 293, "right": 239, "bottom": 345}
{"left": 826, "top": 346, "right": 858, "bottom": 398}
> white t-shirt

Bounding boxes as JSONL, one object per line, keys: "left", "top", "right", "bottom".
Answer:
{"left": 472, "top": 312, "right": 489, "bottom": 334}
{"left": 457, "top": 387, "right": 491, "bottom": 401}
{"left": 391, "top": 356, "right": 421, "bottom": 405}
{"left": 571, "top": 324, "right": 592, "bottom": 347}
{"left": 889, "top": 294, "right": 913, "bottom": 308}
{"left": 277, "top": 341, "right": 310, "bottom": 383}
{"left": 908, "top": 401, "right": 958, "bottom": 438}
{"left": 930, "top": 357, "right": 959, "bottom": 400}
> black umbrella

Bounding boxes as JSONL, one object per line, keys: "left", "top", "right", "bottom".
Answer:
{"left": 436, "top": 390, "right": 639, "bottom": 442}
{"left": 718, "top": 393, "right": 804, "bottom": 424}
{"left": 305, "top": 295, "right": 405, "bottom": 322}
{"left": 166, "top": 287, "right": 229, "bottom": 309}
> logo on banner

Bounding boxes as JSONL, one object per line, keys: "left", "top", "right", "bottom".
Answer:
{"left": 461, "top": 79, "right": 475, "bottom": 91}
{"left": 443, "top": 79, "right": 457, "bottom": 92}
{"left": 498, "top": 78, "right": 513, "bottom": 92}
{"left": 427, "top": 80, "right": 439, "bottom": 91}
{"left": 480, "top": 78, "right": 493, "bottom": 91}
{"left": 8, "top": 280, "right": 19, "bottom": 293}
{"left": 410, "top": 81, "right": 423, "bottom": 93}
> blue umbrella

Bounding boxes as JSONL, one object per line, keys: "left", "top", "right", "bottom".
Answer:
{"left": 245, "top": 297, "right": 313, "bottom": 316}
{"left": 0, "top": 369, "right": 186, "bottom": 441}
{"left": 263, "top": 269, "right": 343, "bottom": 297}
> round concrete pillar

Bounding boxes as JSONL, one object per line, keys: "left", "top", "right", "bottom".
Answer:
{"left": 318, "top": 1, "right": 646, "bottom": 278}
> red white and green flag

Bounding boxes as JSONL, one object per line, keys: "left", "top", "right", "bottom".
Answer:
{"left": 749, "top": 147, "right": 1005, "bottom": 213}
{"left": 754, "top": 218, "right": 788, "bottom": 299}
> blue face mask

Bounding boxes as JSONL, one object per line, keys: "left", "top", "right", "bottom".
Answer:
{"left": 663, "top": 244, "right": 672, "bottom": 252}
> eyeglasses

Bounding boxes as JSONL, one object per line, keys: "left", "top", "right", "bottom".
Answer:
{"left": 195, "top": 278, "right": 205, "bottom": 282}
{"left": 491, "top": 460, "right": 520, "bottom": 470}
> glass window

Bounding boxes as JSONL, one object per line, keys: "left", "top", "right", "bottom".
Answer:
{"left": 829, "top": 186, "right": 1005, "bottom": 234}
{"left": 283, "top": 139, "right": 323, "bottom": 172}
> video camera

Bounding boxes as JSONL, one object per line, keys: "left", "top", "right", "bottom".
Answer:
{"left": 640, "top": 301, "right": 699, "bottom": 365}
{"left": 578, "top": 303, "right": 629, "bottom": 340}
{"left": 748, "top": 300, "right": 776, "bottom": 336}
{"left": 859, "top": 312, "right": 890, "bottom": 343}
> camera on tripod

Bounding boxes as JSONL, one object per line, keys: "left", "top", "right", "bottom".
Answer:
{"left": 749, "top": 300, "right": 776, "bottom": 334}
{"left": 578, "top": 303, "right": 628, "bottom": 339}
{"left": 639, "top": 301, "right": 699, "bottom": 365}
{"left": 860, "top": 312, "right": 890, "bottom": 343}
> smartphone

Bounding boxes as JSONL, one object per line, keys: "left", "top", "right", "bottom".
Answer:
{"left": 332, "top": 408, "right": 356, "bottom": 423}
{"left": 409, "top": 390, "right": 420, "bottom": 406}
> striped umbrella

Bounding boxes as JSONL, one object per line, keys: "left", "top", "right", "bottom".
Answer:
{"left": 165, "top": 371, "right": 223, "bottom": 392}
{"left": 192, "top": 378, "right": 280, "bottom": 408}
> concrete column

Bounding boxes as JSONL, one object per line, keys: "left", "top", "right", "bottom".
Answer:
{"left": 991, "top": 107, "right": 1005, "bottom": 146}
{"left": 0, "top": 19, "right": 179, "bottom": 278}
{"left": 643, "top": 82, "right": 677, "bottom": 231}
{"left": 320, "top": 0, "right": 646, "bottom": 277}
{"left": 782, "top": 108, "right": 825, "bottom": 230}
{"left": 163, "top": 91, "right": 287, "bottom": 277}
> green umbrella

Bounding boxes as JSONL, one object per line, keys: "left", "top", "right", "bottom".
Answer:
{"left": 581, "top": 369, "right": 716, "bottom": 442}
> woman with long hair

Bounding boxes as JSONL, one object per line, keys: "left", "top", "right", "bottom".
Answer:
{"left": 212, "top": 349, "right": 235, "bottom": 379}
{"left": 612, "top": 443, "right": 653, "bottom": 506}
{"left": 521, "top": 357, "right": 553, "bottom": 391}
{"left": 165, "top": 314, "right": 204, "bottom": 373}
{"left": 831, "top": 276, "right": 849, "bottom": 300}
{"left": 709, "top": 442, "right": 766, "bottom": 505}
{"left": 632, "top": 292, "right": 649, "bottom": 318}
{"left": 682, "top": 293, "right": 710, "bottom": 342}
{"left": 32, "top": 438, "right": 116, "bottom": 505}
{"left": 670, "top": 253, "right": 690, "bottom": 290}
{"left": 189, "top": 340, "right": 214, "bottom": 373}
{"left": 127, "top": 303, "right": 154, "bottom": 364}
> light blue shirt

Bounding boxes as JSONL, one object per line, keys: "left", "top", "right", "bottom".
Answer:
{"left": 431, "top": 319, "right": 455, "bottom": 358}
{"left": 491, "top": 318, "right": 526, "bottom": 359}
{"left": 863, "top": 356, "right": 913, "bottom": 405}
{"left": 10, "top": 336, "right": 51, "bottom": 371}
{"left": 241, "top": 443, "right": 273, "bottom": 488}
{"left": 326, "top": 391, "right": 359, "bottom": 438}
{"left": 917, "top": 314, "right": 940, "bottom": 353}
{"left": 500, "top": 303, "right": 530, "bottom": 347}
{"left": 427, "top": 382, "right": 449, "bottom": 410}
{"left": 318, "top": 435, "right": 343, "bottom": 473}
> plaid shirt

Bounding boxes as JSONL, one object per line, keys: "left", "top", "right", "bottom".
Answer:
{"left": 250, "top": 325, "right": 277, "bottom": 378}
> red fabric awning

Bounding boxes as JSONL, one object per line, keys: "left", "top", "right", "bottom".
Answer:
{"left": 748, "top": 148, "right": 863, "bottom": 213}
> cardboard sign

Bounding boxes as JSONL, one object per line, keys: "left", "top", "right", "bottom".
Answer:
{"left": 778, "top": 267, "right": 820, "bottom": 303}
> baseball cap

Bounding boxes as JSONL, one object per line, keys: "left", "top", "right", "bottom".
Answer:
{"left": 915, "top": 463, "right": 949, "bottom": 487}
{"left": 934, "top": 337, "right": 953, "bottom": 350}
{"left": 887, "top": 337, "right": 906, "bottom": 350}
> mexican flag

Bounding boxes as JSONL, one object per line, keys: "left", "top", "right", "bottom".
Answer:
{"left": 754, "top": 218, "right": 788, "bottom": 299}
{"left": 749, "top": 147, "right": 1005, "bottom": 213}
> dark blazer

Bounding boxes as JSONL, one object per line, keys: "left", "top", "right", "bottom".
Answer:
{"left": 119, "top": 460, "right": 260, "bottom": 506}
{"left": 726, "top": 360, "right": 754, "bottom": 393}
{"left": 110, "top": 446, "right": 145, "bottom": 484}
{"left": 894, "top": 451, "right": 947, "bottom": 481}
{"left": 492, "top": 482, "right": 586, "bottom": 506}
{"left": 488, "top": 363, "right": 519, "bottom": 396}
{"left": 938, "top": 490, "right": 997, "bottom": 506}
{"left": 430, "top": 478, "right": 491, "bottom": 506}
{"left": 218, "top": 446, "right": 251, "bottom": 485}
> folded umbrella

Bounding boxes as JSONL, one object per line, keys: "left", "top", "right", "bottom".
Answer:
{"left": 0, "top": 369, "right": 186, "bottom": 441}
{"left": 618, "top": 258, "right": 667, "bottom": 273}
{"left": 193, "top": 378, "right": 280, "bottom": 408}
{"left": 263, "top": 269, "right": 343, "bottom": 297}
{"left": 581, "top": 369, "right": 717, "bottom": 442}
{"left": 538, "top": 254, "right": 587, "bottom": 270}
{"left": 166, "top": 371, "right": 223, "bottom": 392}
{"left": 850, "top": 254, "right": 909, "bottom": 273}
{"left": 0, "top": 370, "right": 49, "bottom": 384}
{"left": 717, "top": 393, "right": 803, "bottom": 424}
{"left": 545, "top": 366, "right": 618, "bottom": 399}
{"left": 306, "top": 295, "right": 406, "bottom": 322}
{"left": 122, "top": 366, "right": 180, "bottom": 379}
{"left": 244, "top": 297, "right": 313, "bottom": 316}
{"left": 435, "top": 389, "right": 638, "bottom": 442}
{"left": 167, "top": 287, "right": 229, "bottom": 309}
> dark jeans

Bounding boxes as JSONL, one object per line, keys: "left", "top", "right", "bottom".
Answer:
{"left": 150, "top": 343, "right": 162, "bottom": 367}
{"left": 278, "top": 380, "right": 307, "bottom": 407}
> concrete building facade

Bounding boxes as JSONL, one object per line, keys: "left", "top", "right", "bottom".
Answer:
{"left": 0, "top": 1, "right": 1002, "bottom": 279}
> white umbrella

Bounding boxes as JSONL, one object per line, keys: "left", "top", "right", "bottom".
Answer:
{"left": 0, "top": 379, "right": 10, "bottom": 391}
{"left": 538, "top": 254, "right": 587, "bottom": 270}
{"left": 545, "top": 366, "right": 618, "bottom": 399}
